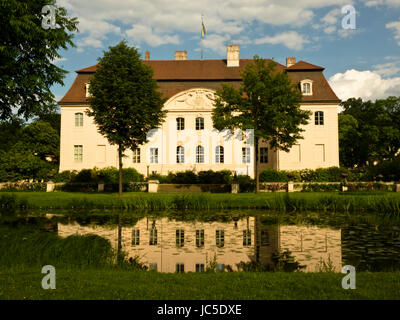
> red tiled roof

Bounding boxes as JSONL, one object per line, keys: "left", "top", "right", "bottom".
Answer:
{"left": 286, "top": 60, "right": 324, "bottom": 71}
{"left": 59, "top": 59, "right": 340, "bottom": 104}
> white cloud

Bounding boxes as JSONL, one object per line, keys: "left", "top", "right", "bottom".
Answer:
{"left": 56, "top": 0, "right": 351, "bottom": 53}
{"left": 329, "top": 69, "right": 400, "bottom": 101}
{"left": 373, "top": 57, "right": 400, "bottom": 77}
{"left": 200, "top": 34, "right": 231, "bottom": 55}
{"left": 255, "top": 31, "right": 309, "bottom": 50}
{"left": 126, "top": 25, "right": 180, "bottom": 47}
{"left": 386, "top": 21, "right": 400, "bottom": 46}
{"left": 51, "top": 57, "right": 67, "bottom": 64}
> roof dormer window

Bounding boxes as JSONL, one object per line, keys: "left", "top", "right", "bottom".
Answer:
{"left": 300, "top": 79, "right": 313, "bottom": 96}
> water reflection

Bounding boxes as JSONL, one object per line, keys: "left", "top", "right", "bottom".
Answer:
{"left": 57, "top": 216, "right": 342, "bottom": 273}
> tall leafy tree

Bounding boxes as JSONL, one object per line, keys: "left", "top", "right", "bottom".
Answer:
{"left": 87, "top": 41, "right": 167, "bottom": 196}
{"left": 0, "top": 0, "right": 78, "bottom": 120}
{"left": 212, "top": 56, "right": 310, "bottom": 192}
{"left": 340, "top": 96, "right": 400, "bottom": 167}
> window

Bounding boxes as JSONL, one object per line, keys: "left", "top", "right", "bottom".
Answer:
{"left": 74, "top": 145, "right": 83, "bottom": 162}
{"left": 243, "top": 229, "right": 251, "bottom": 246}
{"left": 132, "top": 229, "right": 140, "bottom": 246}
{"left": 75, "top": 113, "right": 83, "bottom": 127}
{"left": 176, "top": 229, "right": 185, "bottom": 247}
{"left": 196, "top": 117, "right": 204, "bottom": 130}
{"left": 176, "top": 263, "right": 184, "bottom": 273}
{"left": 150, "top": 148, "right": 158, "bottom": 163}
{"left": 149, "top": 229, "right": 158, "bottom": 245}
{"left": 196, "top": 146, "right": 204, "bottom": 163}
{"left": 215, "top": 146, "right": 224, "bottom": 164}
{"left": 315, "top": 111, "right": 324, "bottom": 125}
{"left": 301, "top": 80, "right": 313, "bottom": 95}
{"left": 216, "top": 230, "right": 225, "bottom": 248}
{"left": 176, "top": 117, "right": 185, "bottom": 130}
{"left": 196, "top": 264, "right": 205, "bottom": 272}
{"left": 260, "top": 147, "right": 268, "bottom": 163}
{"left": 196, "top": 229, "right": 204, "bottom": 247}
{"left": 242, "top": 147, "right": 250, "bottom": 163}
{"left": 176, "top": 146, "right": 184, "bottom": 163}
{"left": 132, "top": 148, "right": 140, "bottom": 163}
{"left": 261, "top": 230, "right": 269, "bottom": 246}
{"left": 149, "top": 263, "right": 158, "bottom": 271}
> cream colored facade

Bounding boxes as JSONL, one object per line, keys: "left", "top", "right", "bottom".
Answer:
{"left": 59, "top": 88, "right": 339, "bottom": 177}
{"left": 57, "top": 217, "right": 342, "bottom": 273}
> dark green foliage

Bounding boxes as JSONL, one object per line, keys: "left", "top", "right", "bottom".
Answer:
{"left": 301, "top": 183, "right": 341, "bottom": 192}
{"left": 0, "top": 118, "right": 59, "bottom": 182}
{"left": 212, "top": 56, "right": 310, "bottom": 189}
{"left": 259, "top": 168, "right": 291, "bottom": 182}
{"left": 149, "top": 170, "right": 233, "bottom": 184}
{"left": 339, "top": 97, "right": 400, "bottom": 167}
{"left": 0, "top": 0, "right": 78, "bottom": 120}
{"left": 87, "top": 41, "right": 167, "bottom": 195}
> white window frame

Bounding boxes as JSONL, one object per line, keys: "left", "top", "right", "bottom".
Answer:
{"left": 216, "top": 229, "right": 225, "bottom": 248}
{"left": 132, "top": 148, "right": 141, "bottom": 163}
{"left": 75, "top": 113, "right": 83, "bottom": 127}
{"left": 215, "top": 146, "right": 224, "bottom": 164}
{"left": 74, "top": 145, "right": 83, "bottom": 162}
{"left": 176, "top": 117, "right": 185, "bottom": 130}
{"left": 196, "top": 145, "right": 204, "bottom": 163}
{"left": 150, "top": 148, "right": 158, "bottom": 163}
{"left": 315, "top": 111, "right": 324, "bottom": 125}
{"left": 132, "top": 229, "right": 140, "bottom": 246}
{"left": 300, "top": 79, "right": 313, "bottom": 96}
{"left": 195, "top": 117, "right": 204, "bottom": 130}
{"left": 242, "top": 147, "right": 250, "bottom": 163}
{"left": 176, "top": 146, "right": 185, "bottom": 163}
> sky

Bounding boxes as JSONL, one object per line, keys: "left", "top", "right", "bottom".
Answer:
{"left": 52, "top": 0, "right": 400, "bottom": 103}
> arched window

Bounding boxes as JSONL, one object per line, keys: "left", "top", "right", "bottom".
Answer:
{"left": 215, "top": 146, "right": 224, "bottom": 164}
{"left": 196, "top": 145, "right": 204, "bottom": 163}
{"left": 176, "top": 117, "right": 185, "bottom": 130}
{"left": 75, "top": 113, "right": 83, "bottom": 127}
{"left": 300, "top": 79, "right": 313, "bottom": 95}
{"left": 315, "top": 111, "right": 324, "bottom": 125}
{"left": 196, "top": 117, "right": 204, "bottom": 130}
{"left": 177, "top": 146, "right": 185, "bottom": 163}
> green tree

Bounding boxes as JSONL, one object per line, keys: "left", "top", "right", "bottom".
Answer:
{"left": 212, "top": 56, "right": 310, "bottom": 192}
{"left": 0, "top": 0, "right": 78, "bottom": 120}
{"left": 87, "top": 41, "right": 167, "bottom": 195}
{"left": 340, "top": 96, "right": 400, "bottom": 167}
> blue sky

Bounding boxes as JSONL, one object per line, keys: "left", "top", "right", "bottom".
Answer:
{"left": 53, "top": 0, "right": 400, "bottom": 103}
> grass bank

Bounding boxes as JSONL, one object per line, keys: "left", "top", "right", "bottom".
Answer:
{"left": 1, "top": 192, "right": 400, "bottom": 214}
{"left": 1, "top": 267, "right": 399, "bottom": 300}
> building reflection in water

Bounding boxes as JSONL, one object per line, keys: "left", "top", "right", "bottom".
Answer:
{"left": 57, "top": 217, "right": 342, "bottom": 273}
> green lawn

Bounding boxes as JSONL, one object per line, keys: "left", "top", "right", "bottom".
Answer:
{"left": 1, "top": 191, "right": 400, "bottom": 213}
{"left": 1, "top": 267, "right": 399, "bottom": 300}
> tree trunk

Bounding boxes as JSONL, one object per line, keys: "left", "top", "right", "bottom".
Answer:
{"left": 254, "top": 137, "right": 259, "bottom": 193}
{"left": 118, "top": 145, "right": 123, "bottom": 196}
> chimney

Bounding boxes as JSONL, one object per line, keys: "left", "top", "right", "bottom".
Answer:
{"left": 227, "top": 45, "right": 239, "bottom": 67}
{"left": 286, "top": 57, "right": 296, "bottom": 67}
{"left": 174, "top": 50, "right": 187, "bottom": 60}
{"left": 145, "top": 50, "right": 150, "bottom": 61}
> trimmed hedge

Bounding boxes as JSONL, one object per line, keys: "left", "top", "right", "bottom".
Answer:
{"left": 53, "top": 167, "right": 144, "bottom": 184}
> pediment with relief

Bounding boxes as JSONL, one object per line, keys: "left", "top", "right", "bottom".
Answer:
{"left": 165, "top": 88, "right": 215, "bottom": 111}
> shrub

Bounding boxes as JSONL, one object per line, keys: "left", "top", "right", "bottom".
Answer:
{"left": 259, "top": 168, "right": 289, "bottom": 182}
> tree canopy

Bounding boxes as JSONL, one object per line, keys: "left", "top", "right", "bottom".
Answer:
{"left": 212, "top": 56, "right": 310, "bottom": 191}
{"left": 339, "top": 96, "right": 400, "bottom": 167}
{"left": 87, "top": 41, "right": 167, "bottom": 195}
{"left": 0, "top": 0, "right": 78, "bottom": 120}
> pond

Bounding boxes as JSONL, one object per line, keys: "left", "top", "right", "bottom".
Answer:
{"left": 2, "top": 211, "right": 400, "bottom": 273}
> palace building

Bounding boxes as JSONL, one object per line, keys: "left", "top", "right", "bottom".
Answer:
{"left": 58, "top": 45, "right": 340, "bottom": 177}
